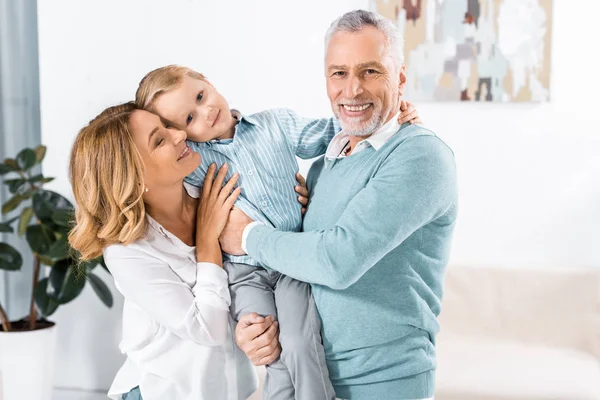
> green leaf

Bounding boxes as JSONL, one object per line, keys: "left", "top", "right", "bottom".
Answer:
{"left": 38, "top": 254, "right": 56, "bottom": 266}
{"left": 51, "top": 209, "right": 73, "bottom": 227}
{"left": 98, "top": 256, "right": 109, "bottom": 272}
{"left": 34, "top": 145, "right": 47, "bottom": 164}
{"left": 28, "top": 174, "right": 54, "bottom": 185}
{"left": 0, "top": 163, "right": 17, "bottom": 175}
{"left": 32, "top": 190, "right": 73, "bottom": 222}
{"left": 4, "top": 158, "right": 19, "bottom": 170}
{"left": 0, "top": 243, "right": 23, "bottom": 271}
{"left": 20, "top": 189, "right": 37, "bottom": 200}
{"left": 79, "top": 255, "right": 103, "bottom": 272}
{"left": 5, "top": 178, "right": 27, "bottom": 194}
{"left": 16, "top": 148, "right": 37, "bottom": 170}
{"left": 28, "top": 174, "right": 43, "bottom": 183}
{"left": 2, "top": 194, "right": 26, "bottom": 214}
{"left": 60, "top": 269, "right": 86, "bottom": 304}
{"left": 25, "top": 224, "right": 55, "bottom": 254}
{"left": 93, "top": 256, "right": 109, "bottom": 273}
{"left": 88, "top": 273, "right": 113, "bottom": 307}
{"left": 49, "top": 259, "right": 68, "bottom": 296}
{"left": 48, "top": 263, "right": 85, "bottom": 304}
{"left": 0, "top": 216, "right": 18, "bottom": 232}
{"left": 18, "top": 207, "right": 35, "bottom": 236}
{"left": 34, "top": 278, "right": 59, "bottom": 317}
{"left": 45, "top": 234, "right": 70, "bottom": 262}
{"left": 0, "top": 222, "right": 13, "bottom": 233}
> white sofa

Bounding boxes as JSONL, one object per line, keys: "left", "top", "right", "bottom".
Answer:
{"left": 249, "top": 266, "right": 600, "bottom": 400}
{"left": 436, "top": 265, "right": 600, "bottom": 400}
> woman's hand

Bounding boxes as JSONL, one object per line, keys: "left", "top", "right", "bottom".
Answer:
{"left": 235, "top": 313, "right": 281, "bottom": 366}
{"left": 397, "top": 100, "right": 422, "bottom": 125}
{"left": 196, "top": 163, "right": 241, "bottom": 264}
{"left": 295, "top": 173, "right": 309, "bottom": 215}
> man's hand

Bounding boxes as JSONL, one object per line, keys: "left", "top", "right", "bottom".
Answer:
{"left": 219, "top": 207, "right": 254, "bottom": 255}
{"left": 235, "top": 313, "right": 281, "bottom": 366}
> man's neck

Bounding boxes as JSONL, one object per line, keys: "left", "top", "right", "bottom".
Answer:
{"left": 346, "top": 112, "right": 397, "bottom": 154}
{"left": 347, "top": 135, "right": 366, "bottom": 154}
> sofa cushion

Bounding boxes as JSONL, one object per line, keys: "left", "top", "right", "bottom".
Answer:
{"left": 436, "top": 334, "right": 600, "bottom": 400}
{"left": 439, "top": 266, "right": 600, "bottom": 358}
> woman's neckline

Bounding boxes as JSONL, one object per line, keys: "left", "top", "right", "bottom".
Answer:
{"left": 145, "top": 182, "right": 202, "bottom": 251}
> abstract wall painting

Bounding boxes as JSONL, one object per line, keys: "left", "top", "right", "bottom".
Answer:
{"left": 372, "top": 0, "right": 553, "bottom": 102}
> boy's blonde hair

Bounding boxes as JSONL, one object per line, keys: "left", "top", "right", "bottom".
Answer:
{"left": 68, "top": 102, "right": 147, "bottom": 260}
{"left": 135, "top": 65, "right": 207, "bottom": 111}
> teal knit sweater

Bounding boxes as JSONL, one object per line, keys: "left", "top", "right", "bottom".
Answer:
{"left": 246, "top": 123, "right": 457, "bottom": 399}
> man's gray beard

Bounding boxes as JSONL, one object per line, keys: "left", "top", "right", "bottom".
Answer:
{"left": 337, "top": 113, "right": 384, "bottom": 137}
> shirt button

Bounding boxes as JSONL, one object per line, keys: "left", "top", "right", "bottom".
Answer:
{"left": 261, "top": 201, "right": 268, "bottom": 207}
{"left": 247, "top": 170, "right": 254, "bottom": 176}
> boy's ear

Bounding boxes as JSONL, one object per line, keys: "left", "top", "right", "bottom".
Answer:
{"left": 398, "top": 65, "right": 407, "bottom": 97}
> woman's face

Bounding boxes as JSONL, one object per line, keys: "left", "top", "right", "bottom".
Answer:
{"left": 129, "top": 109, "right": 201, "bottom": 189}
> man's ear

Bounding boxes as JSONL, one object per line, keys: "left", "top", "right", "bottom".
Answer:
{"left": 398, "top": 65, "right": 407, "bottom": 96}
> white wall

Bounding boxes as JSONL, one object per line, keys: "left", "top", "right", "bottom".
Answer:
{"left": 36, "top": 0, "right": 600, "bottom": 390}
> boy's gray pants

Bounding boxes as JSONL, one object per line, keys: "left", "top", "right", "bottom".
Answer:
{"left": 225, "top": 262, "right": 336, "bottom": 400}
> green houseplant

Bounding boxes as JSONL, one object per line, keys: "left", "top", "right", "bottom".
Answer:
{"left": 0, "top": 145, "right": 113, "bottom": 332}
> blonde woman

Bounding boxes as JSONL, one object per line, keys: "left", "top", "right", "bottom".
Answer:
{"left": 69, "top": 103, "right": 288, "bottom": 400}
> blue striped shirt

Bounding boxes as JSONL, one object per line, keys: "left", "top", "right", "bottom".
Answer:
{"left": 185, "top": 108, "right": 339, "bottom": 265}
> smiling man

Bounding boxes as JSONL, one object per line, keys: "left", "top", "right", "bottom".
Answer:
{"left": 222, "top": 10, "right": 457, "bottom": 400}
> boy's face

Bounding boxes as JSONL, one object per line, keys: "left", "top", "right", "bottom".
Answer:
{"left": 153, "top": 76, "right": 235, "bottom": 142}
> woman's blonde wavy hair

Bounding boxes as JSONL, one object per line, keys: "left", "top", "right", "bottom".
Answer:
{"left": 68, "top": 102, "right": 148, "bottom": 260}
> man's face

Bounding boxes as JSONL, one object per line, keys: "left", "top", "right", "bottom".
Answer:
{"left": 325, "top": 26, "right": 406, "bottom": 137}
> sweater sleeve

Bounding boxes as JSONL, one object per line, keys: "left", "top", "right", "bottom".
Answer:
{"left": 104, "top": 245, "right": 231, "bottom": 346}
{"left": 245, "top": 135, "right": 457, "bottom": 289}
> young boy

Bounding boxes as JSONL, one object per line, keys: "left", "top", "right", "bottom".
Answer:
{"left": 135, "top": 65, "right": 420, "bottom": 400}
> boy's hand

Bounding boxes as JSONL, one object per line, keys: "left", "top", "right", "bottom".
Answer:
{"left": 398, "top": 100, "right": 422, "bottom": 125}
{"left": 295, "top": 173, "right": 309, "bottom": 215}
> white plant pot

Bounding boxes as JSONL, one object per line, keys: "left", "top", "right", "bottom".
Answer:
{"left": 0, "top": 322, "right": 56, "bottom": 400}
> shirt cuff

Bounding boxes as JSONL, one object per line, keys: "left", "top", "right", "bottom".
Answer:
{"left": 242, "top": 221, "right": 264, "bottom": 254}
{"left": 194, "top": 262, "right": 231, "bottom": 308}
{"left": 196, "top": 262, "right": 228, "bottom": 284}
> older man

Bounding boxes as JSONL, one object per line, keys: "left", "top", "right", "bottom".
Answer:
{"left": 224, "top": 10, "right": 457, "bottom": 400}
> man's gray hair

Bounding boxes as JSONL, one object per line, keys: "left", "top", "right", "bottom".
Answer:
{"left": 325, "top": 9, "right": 405, "bottom": 67}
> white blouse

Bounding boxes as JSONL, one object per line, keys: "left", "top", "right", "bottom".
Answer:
{"left": 104, "top": 184, "right": 257, "bottom": 400}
